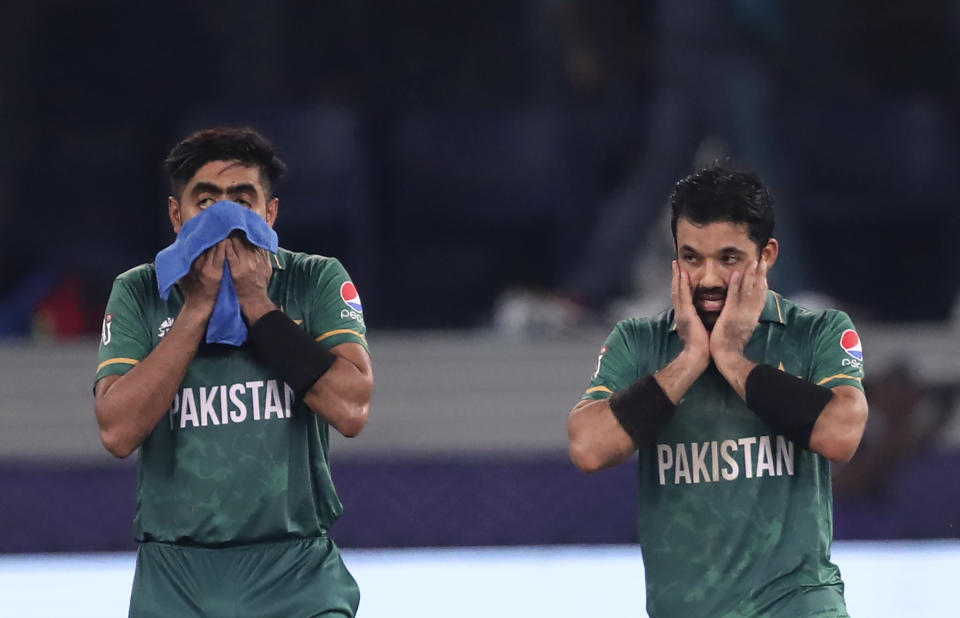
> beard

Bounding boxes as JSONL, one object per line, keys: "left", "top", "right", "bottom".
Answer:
{"left": 698, "top": 310, "right": 720, "bottom": 330}
{"left": 694, "top": 286, "right": 726, "bottom": 331}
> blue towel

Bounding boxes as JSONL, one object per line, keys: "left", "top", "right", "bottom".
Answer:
{"left": 156, "top": 201, "right": 279, "bottom": 346}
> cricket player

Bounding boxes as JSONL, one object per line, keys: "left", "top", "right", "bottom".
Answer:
{"left": 568, "top": 164, "right": 868, "bottom": 617}
{"left": 94, "top": 127, "right": 373, "bottom": 617}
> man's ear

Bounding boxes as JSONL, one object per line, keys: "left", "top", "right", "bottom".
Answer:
{"left": 761, "top": 238, "right": 779, "bottom": 269}
{"left": 265, "top": 197, "right": 278, "bottom": 228}
{"left": 168, "top": 196, "right": 182, "bottom": 234}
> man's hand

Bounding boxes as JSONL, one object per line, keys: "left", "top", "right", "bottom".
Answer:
{"left": 178, "top": 241, "right": 225, "bottom": 317}
{"left": 671, "top": 260, "right": 710, "bottom": 366}
{"left": 710, "top": 259, "right": 768, "bottom": 397}
{"left": 225, "top": 234, "right": 276, "bottom": 323}
{"left": 710, "top": 259, "right": 768, "bottom": 364}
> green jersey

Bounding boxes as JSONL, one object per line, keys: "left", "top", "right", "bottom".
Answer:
{"left": 96, "top": 248, "right": 367, "bottom": 546}
{"left": 583, "top": 291, "right": 864, "bottom": 618}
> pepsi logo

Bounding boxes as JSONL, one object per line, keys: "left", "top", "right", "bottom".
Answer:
{"left": 340, "top": 281, "right": 363, "bottom": 313}
{"left": 840, "top": 329, "right": 862, "bottom": 360}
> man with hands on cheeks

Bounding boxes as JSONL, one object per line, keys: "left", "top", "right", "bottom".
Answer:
{"left": 94, "top": 127, "right": 372, "bottom": 617}
{"left": 568, "top": 164, "right": 867, "bottom": 617}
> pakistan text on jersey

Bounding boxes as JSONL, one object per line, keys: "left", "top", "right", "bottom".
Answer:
{"left": 656, "top": 435, "right": 795, "bottom": 486}
{"left": 168, "top": 379, "right": 296, "bottom": 429}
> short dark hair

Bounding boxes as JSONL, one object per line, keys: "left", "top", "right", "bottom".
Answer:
{"left": 163, "top": 127, "right": 287, "bottom": 199}
{"left": 669, "top": 163, "right": 775, "bottom": 250}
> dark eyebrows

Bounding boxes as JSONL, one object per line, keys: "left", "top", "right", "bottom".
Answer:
{"left": 679, "top": 245, "right": 748, "bottom": 257}
{"left": 189, "top": 181, "right": 224, "bottom": 197}
{"left": 225, "top": 183, "right": 259, "bottom": 197}
{"left": 188, "top": 181, "right": 259, "bottom": 198}
{"left": 720, "top": 247, "right": 748, "bottom": 256}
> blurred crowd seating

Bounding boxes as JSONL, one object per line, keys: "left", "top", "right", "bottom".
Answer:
{"left": 2, "top": 0, "right": 959, "bottom": 561}
{"left": 1, "top": 1, "right": 958, "bottom": 333}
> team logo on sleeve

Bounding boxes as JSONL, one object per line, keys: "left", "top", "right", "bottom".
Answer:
{"left": 340, "top": 281, "right": 363, "bottom": 313}
{"left": 592, "top": 345, "right": 609, "bottom": 379}
{"left": 101, "top": 313, "right": 114, "bottom": 346}
{"left": 840, "top": 329, "right": 863, "bottom": 360}
{"left": 158, "top": 317, "right": 175, "bottom": 339}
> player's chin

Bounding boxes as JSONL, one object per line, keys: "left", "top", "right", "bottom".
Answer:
{"left": 698, "top": 310, "right": 721, "bottom": 330}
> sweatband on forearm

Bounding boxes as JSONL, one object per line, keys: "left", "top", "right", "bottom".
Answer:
{"left": 744, "top": 363, "right": 834, "bottom": 449}
{"left": 608, "top": 376, "right": 677, "bottom": 448}
{"left": 247, "top": 310, "right": 337, "bottom": 395}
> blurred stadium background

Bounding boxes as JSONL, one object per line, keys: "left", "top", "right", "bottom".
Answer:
{"left": 1, "top": 1, "right": 959, "bottom": 616}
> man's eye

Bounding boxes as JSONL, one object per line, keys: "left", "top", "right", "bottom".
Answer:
{"left": 236, "top": 199, "right": 251, "bottom": 207}
{"left": 683, "top": 255, "right": 699, "bottom": 264}
{"left": 723, "top": 255, "right": 740, "bottom": 265}
{"left": 197, "top": 197, "right": 214, "bottom": 207}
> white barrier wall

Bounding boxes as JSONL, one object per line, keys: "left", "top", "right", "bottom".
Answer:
{"left": 1, "top": 324, "right": 958, "bottom": 460}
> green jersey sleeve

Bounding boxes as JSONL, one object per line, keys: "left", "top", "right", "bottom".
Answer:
{"left": 582, "top": 321, "right": 642, "bottom": 400}
{"left": 305, "top": 257, "right": 368, "bottom": 350}
{"left": 96, "top": 269, "right": 153, "bottom": 383}
{"left": 810, "top": 310, "right": 865, "bottom": 391}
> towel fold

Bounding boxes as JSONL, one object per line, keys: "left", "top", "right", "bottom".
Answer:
{"left": 155, "top": 201, "right": 279, "bottom": 346}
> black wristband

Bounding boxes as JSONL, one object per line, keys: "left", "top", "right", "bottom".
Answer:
{"left": 745, "top": 363, "right": 833, "bottom": 449}
{"left": 608, "top": 376, "right": 677, "bottom": 448}
{"left": 247, "top": 310, "right": 337, "bottom": 395}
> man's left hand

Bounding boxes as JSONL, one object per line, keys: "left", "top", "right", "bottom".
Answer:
{"left": 710, "top": 259, "right": 768, "bottom": 364}
{"left": 225, "top": 234, "right": 277, "bottom": 323}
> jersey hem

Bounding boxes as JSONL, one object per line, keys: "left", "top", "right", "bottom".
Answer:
{"left": 138, "top": 532, "right": 329, "bottom": 550}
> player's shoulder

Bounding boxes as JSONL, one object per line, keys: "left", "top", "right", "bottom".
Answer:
{"left": 277, "top": 247, "right": 346, "bottom": 278}
{"left": 778, "top": 294, "right": 856, "bottom": 335}
{"left": 113, "top": 262, "right": 158, "bottom": 292}
{"left": 610, "top": 307, "right": 675, "bottom": 343}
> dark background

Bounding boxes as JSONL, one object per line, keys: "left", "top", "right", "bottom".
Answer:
{"left": 1, "top": 0, "right": 958, "bottom": 335}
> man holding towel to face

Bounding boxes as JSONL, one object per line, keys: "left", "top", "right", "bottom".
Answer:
{"left": 94, "top": 127, "right": 373, "bottom": 617}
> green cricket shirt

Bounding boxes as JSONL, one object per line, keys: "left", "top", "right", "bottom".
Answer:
{"left": 583, "top": 291, "right": 864, "bottom": 617}
{"left": 95, "top": 248, "right": 367, "bottom": 546}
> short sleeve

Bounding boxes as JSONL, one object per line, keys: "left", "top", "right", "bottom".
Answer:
{"left": 581, "top": 322, "right": 640, "bottom": 401}
{"left": 95, "top": 275, "right": 152, "bottom": 384}
{"left": 810, "top": 310, "right": 865, "bottom": 391}
{"left": 306, "top": 257, "right": 368, "bottom": 350}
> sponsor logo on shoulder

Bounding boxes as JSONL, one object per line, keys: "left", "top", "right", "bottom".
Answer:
{"left": 340, "top": 281, "right": 363, "bottom": 313}
{"left": 101, "top": 313, "right": 114, "bottom": 345}
{"left": 840, "top": 329, "right": 863, "bottom": 360}
{"left": 158, "top": 317, "right": 175, "bottom": 339}
{"left": 340, "top": 281, "right": 364, "bottom": 322}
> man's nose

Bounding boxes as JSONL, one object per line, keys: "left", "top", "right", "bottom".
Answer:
{"left": 701, "top": 260, "right": 724, "bottom": 288}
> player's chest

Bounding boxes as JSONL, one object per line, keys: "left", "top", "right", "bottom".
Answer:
{"left": 658, "top": 327, "right": 810, "bottom": 383}
{"left": 146, "top": 281, "right": 313, "bottom": 348}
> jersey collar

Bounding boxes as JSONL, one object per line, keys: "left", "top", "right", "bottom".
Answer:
{"left": 668, "top": 290, "right": 785, "bottom": 331}
{"left": 270, "top": 248, "right": 287, "bottom": 271}
{"left": 760, "top": 290, "right": 786, "bottom": 325}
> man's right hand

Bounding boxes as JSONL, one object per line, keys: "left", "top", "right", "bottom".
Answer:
{"left": 96, "top": 245, "right": 225, "bottom": 457}
{"left": 178, "top": 241, "right": 226, "bottom": 316}
{"left": 671, "top": 260, "right": 710, "bottom": 364}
